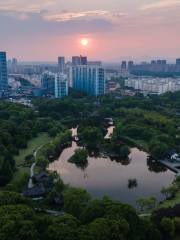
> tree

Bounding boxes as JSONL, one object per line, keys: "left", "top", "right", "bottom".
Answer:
{"left": 149, "top": 141, "right": 168, "bottom": 159}
{"left": 45, "top": 215, "right": 79, "bottom": 240}
{"left": 80, "top": 199, "right": 106, "bottom": 224}
{"left": 161, "top": 217, "right": 175, "bottom": 238}
{"left": 0, "top": 205, "right": 36, "bottom": 240}
{"left": 0, "top": 157, "right": 13, "bottom": 186}
{"left": 174, "top": 217, "right": 180, "bottom": 234}
{"left": 119, "top": 145, "right": 130, "bottom": 158}
{"left": 136, "top": 197, "right": 156, "bottom": 212}
{"left": 36, "top": 155, "right": 49, "bottom": 170}
{"left": 79, "top": 127, "right": 103, "bottom": 150}
{"left": 0, "top": 191, "right": 28, "bottom": 206}
{"left": 16, "top": 220, "right": 38, "bottom": 240}
{"left": 140, "top": 219, "right": 161, "bottom": 240}
{"left": 63, "top": 187, "right": 91, "bottom": 218}
{"left": 161, "top": 185, "right": 178, "bottom": 200}
{"left": 68, "top": 149, "right": 88, "bottom": 169}
{"left": 81, "top": 218, "right": 129, "bottom": 240}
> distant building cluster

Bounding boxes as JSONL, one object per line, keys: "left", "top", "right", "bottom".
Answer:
{"left": 125, "top": 77, "right": 180, "bottom": 95}
{"left": 41, "top": 55, "right": 105, "bottom": 97}
{"left": 0, "top": 51, "right": 106, "bottom": 98}
{"left": 130, "top": 59, "right": 180, "bottom": 75}
{"left": 2, "top": 50, "right": 180, "bottom": 99}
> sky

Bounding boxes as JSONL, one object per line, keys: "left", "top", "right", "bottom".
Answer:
{"left": 0, "top": 0, "right": 180, "bottom": 62}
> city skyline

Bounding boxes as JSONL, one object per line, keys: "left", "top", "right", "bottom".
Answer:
{"left": 0, "top": 0, "right": 180, "bottom": 61}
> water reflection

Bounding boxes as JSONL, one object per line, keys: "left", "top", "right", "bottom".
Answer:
{"left": 110, "top": 157, "right": 132, "bottom": 166}
{"left": 147, "top": 157, "right": 167, "bottom": 173}
{"left": 128, "top": 179, "right": 138, "bottom": 189}
{"left": 69, "top": 157, "right": 89, "bottom": 171}
{"left": 49, "top": 141, "right": 175, "bottom": 206}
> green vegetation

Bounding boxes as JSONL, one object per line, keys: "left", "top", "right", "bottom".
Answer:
{"left": 69, "top": 149, "right": 88, "bottom": 169}
{"left": 0, "top": 101, "right": 38, "bottom": 186}
{"left": 78, "top": 127, "right": 104, "bottom": 150}
{"left": 13, "top": 133, "right": 50, "bottom": 180}
{"left": 113, "top": 108, "right": 178, "bottom": 159}
{"left": 160, "top": 177, "right": 180, "bottom": 208}
{"left": 0, "top": 189, "right": 163, "bottom": 240}
{"left": 136, "top": 197, "right": 157, "bottom": 212}
{"left": 36, "top": 130, "right": 72, "bottom": 170}
{"left": 0, "top": 91, "right": 180, "bottom": 239}
{"left": 0, "top": 100, "right": 67, "bottom": 185}
{"left": 160, "top": 191, "right": 180, "bottom": 209}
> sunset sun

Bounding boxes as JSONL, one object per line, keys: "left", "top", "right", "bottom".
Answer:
{"left": 80, "top": 38, "right": 89, "bottom": 46}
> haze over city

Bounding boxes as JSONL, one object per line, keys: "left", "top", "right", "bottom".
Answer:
{"left": 1, "top": 0, "right": 180, "bottom": 62}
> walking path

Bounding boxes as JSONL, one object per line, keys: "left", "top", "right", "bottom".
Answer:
{"left": 28, "top": 145, "right": 43, "bottom": 189}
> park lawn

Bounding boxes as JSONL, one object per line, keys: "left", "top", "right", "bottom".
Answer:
{"left": 159, "top": 191, "right": 180, "bottom": 208}
{"left": 12, "top": 133, "right": 50, "bottom": 182}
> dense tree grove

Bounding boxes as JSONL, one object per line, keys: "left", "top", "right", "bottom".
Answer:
{"left": 0, "top": 190, "right": 164, "bottom": 240}
{"left": 0, "top": 188, "right": 179, "bottom": 240}
{"left": 0, "top": 102, "right": 38, "bottom": 185}
{"left": 0, "top": 91, "right": 180, "bottom": 239}
{"left": 0, "top": 101, "right": 67, "bottom": 185}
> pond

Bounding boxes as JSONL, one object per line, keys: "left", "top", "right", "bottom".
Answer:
{"left": 48, "top": 128, "right": 175, "bottom": 206}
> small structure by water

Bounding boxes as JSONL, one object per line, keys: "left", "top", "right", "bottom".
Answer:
{"left": 159, "top": 160, "right": 180, "bottom": 174}
{"left": 104, "top": 126, "right": 115, "bottom": 140}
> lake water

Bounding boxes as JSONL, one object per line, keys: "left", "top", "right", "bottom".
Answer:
{"left": 48, "top": 128, "right": 175, "bottom": 206}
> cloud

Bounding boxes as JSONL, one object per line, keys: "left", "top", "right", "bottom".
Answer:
{"left": 141, "top": 0, "right": 180, "bottom": 11}
{"left": 43, "top": 10, "right": 125, "bottom": 24}
{"left": 0, "top": 0, "right": 56, "bottom": 14}
{"left": 43, "top": 10, "right": 109, "bottom": 22}
{"left": 0, "top": 12, "right": 114, "bottom": 40}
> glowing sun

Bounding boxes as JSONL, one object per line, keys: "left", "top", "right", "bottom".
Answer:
{"left": 81, "top": 38, "right": 89, "bottom": 46}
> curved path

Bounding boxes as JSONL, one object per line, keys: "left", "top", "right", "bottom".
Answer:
{"left": 28, "top": 145, "right": 43, "bottom": 189}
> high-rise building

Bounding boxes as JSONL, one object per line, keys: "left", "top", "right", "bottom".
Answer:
{"left": 161, "top": 60, "right": 167, "bottom": 65}
{"left": 72, "top": 56, "right": 81, "bottom": 66}
{"left": 128, "top": 61, "right": 134, "bottom": 69}
{"left": 41, "top": 71, "right": 55, "bottom": 95}
{"left": 58, "top": 57, "right": 65, "bottom": 73}
{"left": 41, "top": 71, "right": 68, "bottom": 98}
{"left": 12, "top": 58, "right": 18, "bottom": 65}
{"left": 72, "top": 65, "right": 105, "bottom": 96}
{"left": 72, "top": 55, "right": 87, "bottom": 66}
{"left": 151, "top": 60, "right": 156, "bottom": 64}
{"left": 80, "top": 55, "right": 87, "bottom": 65}
{"left": 176, "top": 58, "right": 180, "bottom": 65}
{"left": 11, "top": 58, "right": 18, "bottom": 73}
{"left": 55, "top": 73, "right": 68, "bottom": 98}
{"left": 0, "top": 52, "right": 8, "bottom": 91}
{"left": 157, "top": 60, "right": 167, "bottom": 65}
{"left": 121, "top": 61, "right": 127, "bottom": 69}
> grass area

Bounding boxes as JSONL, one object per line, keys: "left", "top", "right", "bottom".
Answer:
{"left": 12, "top": 133, "right": 50, "bottom": 182}
{"left": 159, "top": 191, "right": 180, "bottom": 208}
